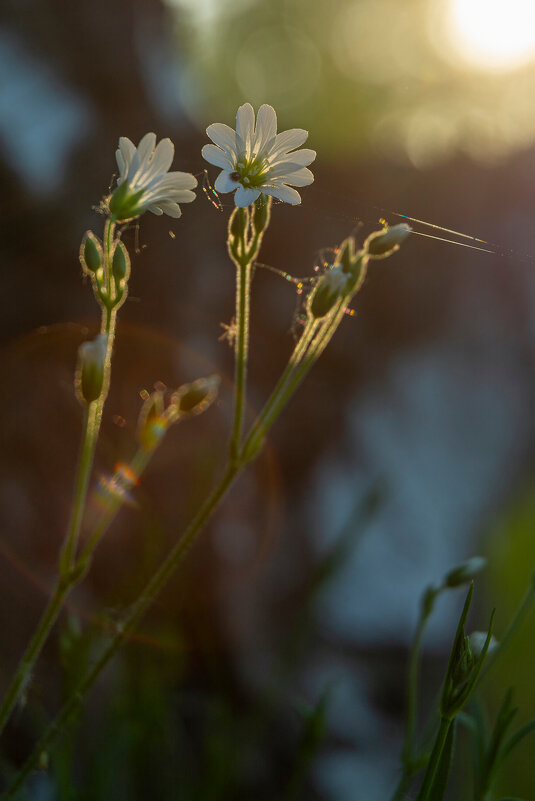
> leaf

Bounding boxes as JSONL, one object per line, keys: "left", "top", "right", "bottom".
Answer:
{"left": 502, "top": 718, "right": 535, "bottom": 760}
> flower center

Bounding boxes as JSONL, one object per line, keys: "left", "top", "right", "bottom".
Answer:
{"left": 233, "top": 153, "right": 269, "bottom": 188}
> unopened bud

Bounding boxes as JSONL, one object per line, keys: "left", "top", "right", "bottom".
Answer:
{"left": 229, "top": 207, "right": 248, "bottom": 240}
{"left": 450, "top": 634, "right": 475, "bottom": 687}
{"left": 76, "top": 334, "right": 107, "bottom": 404}
{"left": 309, "top": 266, "right": 349, "bottom": 319}
{"left": 364, "top": 223, "right": 412, "bottom": 258}
{"left": 137, "top": 390, "right": 166, "bottom": 450}
{"left": 445, "top": 557, "right": 486, "bottom": 588}
{"left": 172, "top": 375, "right": 220, "bottom": 417}
{"left": 80, "top": 232, "right": 102, "bottom": 274}
{"left": 252, "top": 195, "right": 271, "bottom": 235}
{"left": 339, "top": 237, "right": 357, "bottom": 274}
{"left": 468, "top": 631, "right": 498, "bottom": 659}
{"left": 112, "top": 240, "right": 130, "bottom": 285}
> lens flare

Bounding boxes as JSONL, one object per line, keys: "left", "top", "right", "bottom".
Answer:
{"left": 447, "top": 0, "right": 535, "bottom": 72}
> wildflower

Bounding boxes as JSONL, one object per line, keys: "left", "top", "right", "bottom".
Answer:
{"left": 109, "top": 133, "right": 197, "bottom": 221}
{"left": 202, "top": 103, "right": 315, "bottom": 207}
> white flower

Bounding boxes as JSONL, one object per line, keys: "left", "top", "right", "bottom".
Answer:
{"left": 110, "top": 133, "right": 197, "bottom": 221}
{"left": 201, "top": 103, "right": 315, "bottom": 208}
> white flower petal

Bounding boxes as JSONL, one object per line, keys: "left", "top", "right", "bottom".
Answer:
{"left": 118, "top": 137, "right": 136, "bottom": 171}
{"left": 234, "top": 186, "right": 261, "bottom": 207}
{"left": 116, "top": 149, "right": 126, "bottom": 179}
{"left": 270, "top": 129, "right": 309, "bottom": 159}
{"left": 148, "top": 204, "right": 164, "bottom": 215}
{"left": 254, "top": 104, "right": 277, "bottom": 155}
{"left": 283, "top": 167, "right": 314, "bottom": 187}
{"left": 215, "top": 171, "right": 240, "bottom": 193}
{"left": 262, "top": 184, "right": 302, "bottom": 204}
{"left": 156, "top": 201, "right": 183, "bottom": 218}
{"left": 155, "top": 171, "right": 198, "bottom": 190}
{"left": 277, "top": 148, "right": 316, "bottom": 167}
{"left": 206, "top": 123, "right": 237, "bottom": 154}
{"left": 147, "top": 138, "right": 174, "bottom": 177}
{"left": 137, "top": 133, "right": 157, "bottom": 167}
{"left": 268, "top": 160, "right": 308, "bottom": 179}
{"left": 202, "top": 144, "right": 234, "bottom": 170}
{"left": 236, "top": 103, "right": 255, "bottom": 155}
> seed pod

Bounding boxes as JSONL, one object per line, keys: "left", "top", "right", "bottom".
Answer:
{"left": 112, "top": 240, "right": 130, "bottom": 292}
{"left": 80, "top": 232, "right": 103, "bottom": 274}
{"left": 252, "top": 195, "right": 271, "bottom": 235}
{"left": 76, "top": 334, "right": 107, "bottom": 404}
{"left": 172, "top": 375, "right": 220, "bottom": 417}
{"left": 308, "top": 266, "right": 349, "bottom": 319}
{"left": 364, "top": 223, "right": 412, "bottom": 258}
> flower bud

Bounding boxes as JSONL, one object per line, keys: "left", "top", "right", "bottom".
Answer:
{"left": 112, "top": 241, "right": 130, "bottom": 283}
{"left": 364, "top": 223, "right": 412, "bottom": 258}
{"left": 171, "top": 375, "right": 220, "bottom": 417}
{"left": 80, "top": 232, "right": 103, "bottom": 274}
{"left": 444, "top": 556, "right": 486, "bottom": 588}
{"left": 137, "top": 390, "right": 167, "bottom": 451}
{"left": 308, "top": 266, "right": 349, "bottom": 319}
{"left": 76, "top": 334, "right": 107, "bottom": 404}
{"left": 229, "top": 207, "right": 248, "bottom": 240}
{"left": 339, "top": 237, "right": 357, "bottom": 274}
{"left": 108, "top": 182, "right": 145, "bottom": 222}
{"left": 252, "top": 195, "right": 271, "bottom": 236}
{"left": 450, "top": 633, "right": 475, "bottom": 687}
{"left": 468, "top": 631, "right": 498, "bottom": 659}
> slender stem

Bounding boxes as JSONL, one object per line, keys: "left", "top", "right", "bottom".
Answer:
{"left": 404, "top": 615, "right": 428, "bottom": 767}
{"left": 0, "top": 584, "right": 69, "bottom": 736}
{"left": 2, "top": 463, "right": 239, "bottom": 800}
{"left": 242, "top": 303, "right": 344, "bottom": 462}
{"left": 229, "top": 256, "right": 252, "bottom": 461}
{"left": 0, "top": 221, "right": 119, "bottom": 739}
{"left": 58, "top": 403, "right": 98, "bottom": 575}
{"left": 415, "top": 716, "right": 452, "bottom": 801}
{"left": 390, "top": 611, "right": 430, "bottom": 801}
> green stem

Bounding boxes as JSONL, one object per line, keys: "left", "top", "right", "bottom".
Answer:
{"left": 403, "top": 616, "right": 428, "bottom": 767}
{"left": 0, "top": 221, "right": 118, "bottom": 739}
{"left": 415, "top": 717, "right": 452, "bottom": 801}
{"left": 229, "top": 256, "right": 252, "bottom": 462}
{"left": 1, "top": 463, "right": 239, "bottom": 800}
{"left": 242, "top": 302, "right": 344, "bottom": 462}
{"left": 0, "top": 584, "right": 69, "bottom": 736}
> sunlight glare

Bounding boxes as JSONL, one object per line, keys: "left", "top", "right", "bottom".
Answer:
{"left": 448, "top": 0, "right": 535, "bottom": 72}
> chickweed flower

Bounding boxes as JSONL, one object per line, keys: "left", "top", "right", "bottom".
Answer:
{"left": 109, "top": 133, "right": 197, "bottom": 222}
{"left": 202, "top": 103, "right": 315, "bottom": 207}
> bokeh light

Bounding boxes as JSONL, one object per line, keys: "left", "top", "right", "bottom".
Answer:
{"left": 446, "top": 0, "right": 535, "bottom": 72}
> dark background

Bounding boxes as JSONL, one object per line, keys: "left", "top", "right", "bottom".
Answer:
{"left": 1, "top": 0, "right": 535, "bottom": 798}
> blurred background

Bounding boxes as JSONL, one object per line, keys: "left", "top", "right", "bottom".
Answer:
{"left": 1, "top": 0, "right": 535, "bottom": 798}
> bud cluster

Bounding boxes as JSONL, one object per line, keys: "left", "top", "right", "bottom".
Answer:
{"left": 228, "top": 196, "right": 272, "bottom": 265}
{"left": 80, "top": 230, "right": 131, "bottom": 312}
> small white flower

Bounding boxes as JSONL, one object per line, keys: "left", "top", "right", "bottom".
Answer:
{"left": 202, "top": 103, "right": 315, "bottom": 207}
{"left": 111, "top": 133, "right": 197, "bottom": 221}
